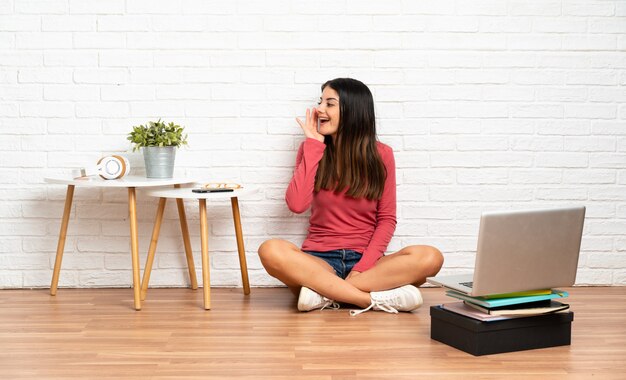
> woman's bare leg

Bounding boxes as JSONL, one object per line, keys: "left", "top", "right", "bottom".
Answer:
{"left": 347, "top": 245, "right": 444, "bottom": 292}
{"left": 258, "top": 239, "right": 371, "bottom": 307}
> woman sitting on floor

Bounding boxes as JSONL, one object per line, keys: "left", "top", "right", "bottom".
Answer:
{"left": 258, "top": 78, "right": 444, "bottom": 316}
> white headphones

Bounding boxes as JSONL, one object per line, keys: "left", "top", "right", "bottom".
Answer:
{"left": 73, "top": 155, "right": 131, "bottom": 180}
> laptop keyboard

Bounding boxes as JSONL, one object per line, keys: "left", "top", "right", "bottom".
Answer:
{"left": 460, "top": 281, "right": 473, "bottom": 288}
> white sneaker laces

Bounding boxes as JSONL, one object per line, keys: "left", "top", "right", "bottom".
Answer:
{"left": 350, "top": 285, "right": 422, "bottom": 316}
{"left": 321, "top": 299, "right": 340, "bottom": 311}
{"left": 349, "top": 300, "right": 399, "bottom": 316}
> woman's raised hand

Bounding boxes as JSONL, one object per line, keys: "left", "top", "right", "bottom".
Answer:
{"left": 296, "top": 107, "right": 324, "bottom": 143}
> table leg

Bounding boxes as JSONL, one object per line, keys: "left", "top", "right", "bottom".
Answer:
{"left": 50, "top": 185, "right": 75, "bottom": 296}
{"left": 231, "top": 197, "right": 250, "bottom": 295}
{"left": 128, "top": 187, "right": 141, "bottom": 311}
{"left": 199, "top": 199, "right": 211, "bottom": 310}
{"left": 140, "top": 197, "right": 167, "bottom": 301}
{"left": 174, "top": 190, "right": 198, "bottom": 290}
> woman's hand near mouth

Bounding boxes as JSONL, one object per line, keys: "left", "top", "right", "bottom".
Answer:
{"left": 296, "top": 107, "right": 325, "bottom": 143}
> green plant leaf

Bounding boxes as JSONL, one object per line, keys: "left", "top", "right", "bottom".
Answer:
{"left": 127, "top": 119, "right": 188, "bottom": 151}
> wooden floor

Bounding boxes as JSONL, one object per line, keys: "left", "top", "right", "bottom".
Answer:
{"left": 0, "top": 287, "right": 625, "bottom": 379}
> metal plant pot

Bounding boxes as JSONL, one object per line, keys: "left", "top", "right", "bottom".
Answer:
{"left": 143, "top": 146, "right": 176, "bottom": 178}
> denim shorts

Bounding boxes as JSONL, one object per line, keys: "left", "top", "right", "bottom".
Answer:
{"left": 303, "top": 249, "right": 362, "bottom": 279}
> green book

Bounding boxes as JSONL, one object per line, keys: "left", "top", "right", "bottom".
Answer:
{"left": 445, "top": 289, "right": 569, "bottom": 308}
{"left": 483, "top": 289, "right": 552, "bottom": 299}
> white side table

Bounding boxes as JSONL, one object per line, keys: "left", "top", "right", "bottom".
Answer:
{"left": 44, "top": 176, "right": 196, "bottom": 310}
{"left": 142, "top": 185, "right": 258, "bottom": 310}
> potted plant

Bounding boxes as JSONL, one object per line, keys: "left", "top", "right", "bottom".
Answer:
{"left": 127, "top": 119, "right": 188, "bottom": 179}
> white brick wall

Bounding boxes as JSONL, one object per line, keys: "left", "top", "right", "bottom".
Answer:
{"left": 1, "top": 0, "right": 625, "bottom": 288}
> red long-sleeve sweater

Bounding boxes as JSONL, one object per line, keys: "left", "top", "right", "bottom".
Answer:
{"left": 285, "top": 138, "right": 397, "bottom": 272}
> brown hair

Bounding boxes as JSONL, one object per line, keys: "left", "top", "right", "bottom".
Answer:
{"left": 315, "top": 78, "right": 386, "bottom": 200}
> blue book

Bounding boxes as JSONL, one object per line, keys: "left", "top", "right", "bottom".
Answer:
{"left": 445, "top": 289, "right": 569, "bottom": 308}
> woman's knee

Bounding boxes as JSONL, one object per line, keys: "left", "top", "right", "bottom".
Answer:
{"left": 258, "top": 239, "right": 292, "bottom": 271}
{"left": 423, "top": 245, "right": 444, "bottom": 275}
{"left": 406, "top": 245, "right": 444, "bottom": 276}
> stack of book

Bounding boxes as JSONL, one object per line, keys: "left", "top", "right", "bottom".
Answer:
{"left": 441, "top": 289, "right": 570, "bottom": 322}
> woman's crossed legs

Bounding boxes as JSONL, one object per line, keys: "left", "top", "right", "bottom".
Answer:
{"left": 257, "top": 239, "right": 444, "bottom": 309}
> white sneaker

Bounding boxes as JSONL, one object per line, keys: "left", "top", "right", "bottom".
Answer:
{"left": 297, "top": 286, "right": 340, "bottom": 312}
{"left": 350, "top": 285, "right": 423, "bottom": 316}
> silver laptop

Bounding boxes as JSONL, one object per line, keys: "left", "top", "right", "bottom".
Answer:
{"left": 427, "top": 206, "right": 585, "bottom": 297}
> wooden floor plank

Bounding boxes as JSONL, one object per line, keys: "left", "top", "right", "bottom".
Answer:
{"left": 0, "top": 287, "right": 624, "bottom": 379}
